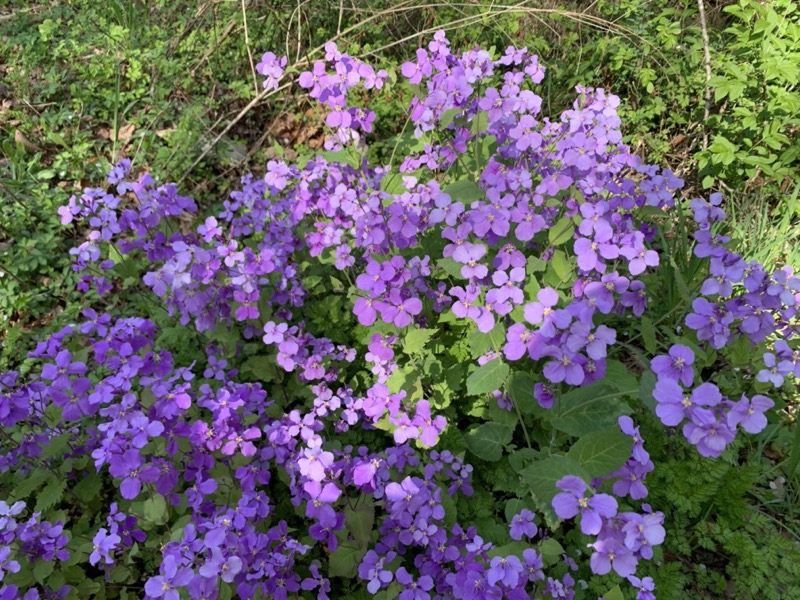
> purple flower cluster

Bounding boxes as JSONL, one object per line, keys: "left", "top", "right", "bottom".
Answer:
{"left": 2, "top": 30, "right": 794, "bottom": 600}
{"left": 553, "top": 477, "right": 665, "bottom": 580}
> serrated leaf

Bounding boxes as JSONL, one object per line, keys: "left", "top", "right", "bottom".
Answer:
{"left": 35, "top": 479, "right": 67, "bottom": 512}
{"left": 521, "top": 456, "right": 590, "bottom": 529}
{"left": 550, "top": 382, "right": 631, "bottom": 437}
{"left": 41, "top": 433, "right": 72, "bottom": 460}
{"left": 466, "top": 360, "right": 510, "bottom": 396}
{"left": 548, "top": 217, "right": 575, "bottom": 246}
{"left": 73, "top": 473, "right": 103, "bottom": 502}
{"left": 567, "top": 428, "right": 633, "bottom": 479}
{"left": 403, "top": 328, "right": 438, "bottom": 356}
{"left": 465, "top": 422, "right": 513, "bottom": 462}
{"left": 12, "top": 469, "right": 48, "bottom": 500}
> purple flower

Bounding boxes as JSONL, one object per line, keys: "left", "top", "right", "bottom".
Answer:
{"left": 90, "top": 528, "right": 121, "bottom": 566}
{"left": 756, "top": 352, "right": 791, "bottom": 387}
{"left": 653, "top": 380, "right": 721, "bottom": 427}
{"left": 628, "top": 575, "right": 656, "bottom": 600}
{"left": 509, "top": 509, "right": 537, "bottom": 540}
{"left": 396, "top": 567, "right": 434, "bottom": 600}
{"left": 552, "top": 475, "right": 617, "bottom": 535}
{"left": 650, "top": 344, "right": 694, "bottom": 386}
{"left": 588, "top": 538, "right": 637, "bottom": 577}
{"left": 727, "top": 394, "right": 773, "bottom": 434}
{"left": 524, "top": 287, "right": 571, "bottom": 337}
{"left": 683, "top": 411, "right": 736, "bottom": 457}
{"left": 453, "top": 243, "right": 489, "bottom": 279}
{"left": 144, "top": 556, "right": 193, "bottom": 600}
{"left": 358, "top": 550, "right": 396, "bottom": 594}
{"left": 487, "top": 554, "right": 523, "bottom": 587}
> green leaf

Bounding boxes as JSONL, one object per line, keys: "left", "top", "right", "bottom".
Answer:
{"left": 465, "top": 422, "right": 514, "bottom": 462}
{"left": 567, "top": 428, "right": 633, "bottom": 479}
{"left": 640, "top": 316, "right": 658, "bottom": 354}
{"left": 143, "top": 495, "right": 169, "bottom": 525}
{"left": 507, "top": 371, "right": 538, "bottom": 414}
{"left": 12, "top": 469, "right": 48, "bottom": 500}
{"left": 466, "top": 360, "right": 510, "bottom": 396}
{"left": 551, "top": 382, "right": 631, "bottom": 437}
{"left": 34, "top": 479, "right": 67, "bottom": 512}
{"left": 403, "top": 328, "right": 438, "bottom": 356}
{"left": 439, "top": 107, "right": 463, "bottom": 128}
{"left": 521, "top": 456, "right": 589, "bottom": 529}
{"left": 438, "top": 257, "right": 465, "bottom": 279}
{"left": 548, "top": 217, "right": 575, "bottom": 246}
{"left": 603, "top": 584, "right": 625, "bottom": 600}
{"left": 443, "top": 179, "right": 485, "bottom": 203}
{"left": 537, "top": 538, "right": 565, "bottom": 566}
{"left": 548, "top": 250, "right": 573, "bottom": 287}
{"left": 602, "top": 361, "right": 639, "bottom": 396}
{"left": 328, "top": 541, "right": 366, "bottom": 578}
{"left": 345, "top": 500, "right": 375, "bottom": 548}
{"left": 640, "top": 371, "right": 657, "bottom": 412}
{"left": 33, "top": 560, "right": 54, "bottom": 584}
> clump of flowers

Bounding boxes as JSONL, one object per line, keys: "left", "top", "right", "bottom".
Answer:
{"left": 0, "top": 31, "right": 797, "bottom": 600}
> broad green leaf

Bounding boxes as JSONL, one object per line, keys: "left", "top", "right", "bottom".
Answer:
{"left": 469, "top": 322, "right": 506, "bottom": 358}
{"left": 548, "top": 217, "right": 575, "bottom": 246}
{"left": 521, "top": 456, "right": 590, "bottom": 528}
{"left": 486, "top": 541, "right": 530, "bottom": 559}
{"left": 551, "top": 382, "right": 631, "bottom": 437}
{"left": 403, "top": 328, "right": 438, "bottom": 356}
{"left": 328, "top": 541, "right": 367, "bottom": 578}
{"left": 34, "top": 479, "right": 67, "bottom": 512}
{"left": 507, "top": 371, "right": 546, "bottom": 416}
{"left": 33, "top": 560, "right": 54, "bottom": 584}
{"left": 602, "top": 361, "right": 639, "bottom": 395}
{"left": 641, "top": 316, "right": 658, "bottom": 354}
{"left": 537, "top": 538, "right": 565, "bottom": 566}
{"left": 345, "top": 501, "right": 375, "bottom": 548}
{"left": 143, "top": 495, "right": 169, "bottom": 525}
{"left": 548, "top": 250, "right": 573, "bottom": 287}
{"left": 439, "top": 107, "right": 463, "bottom": 128}
{"left": 444, "top": 179, "right": 485, "bottom": 203}
{"left": 466, "top": 360, "right": 510, "bottom": 396}
{"left": 465, "top": 422, "right": 513, "bottom": 462}
{"left": 640, "top": 371, "right": 657, "bottom": 412}
{"left": 438, "top": 257, "right": 465, "bottom": 279}
{"left": 470, "top": 111, "right": 489, "bottom": 135}
{"left": 567, "top": 428, "right": 633, "bottom": 479}
{"left": 603, "top": 585, "right": 625, "bottom": 600}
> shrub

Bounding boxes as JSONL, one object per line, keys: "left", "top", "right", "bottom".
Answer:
{"left": 0, "top": 33, "right": 798, "bottom": 600}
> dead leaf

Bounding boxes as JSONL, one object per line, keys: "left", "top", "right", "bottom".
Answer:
{"left": 14, "top": 129, "right": 42, "bottom": 153}
{"left": 116, "top": 123, "right": 135, "bottom": 144}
